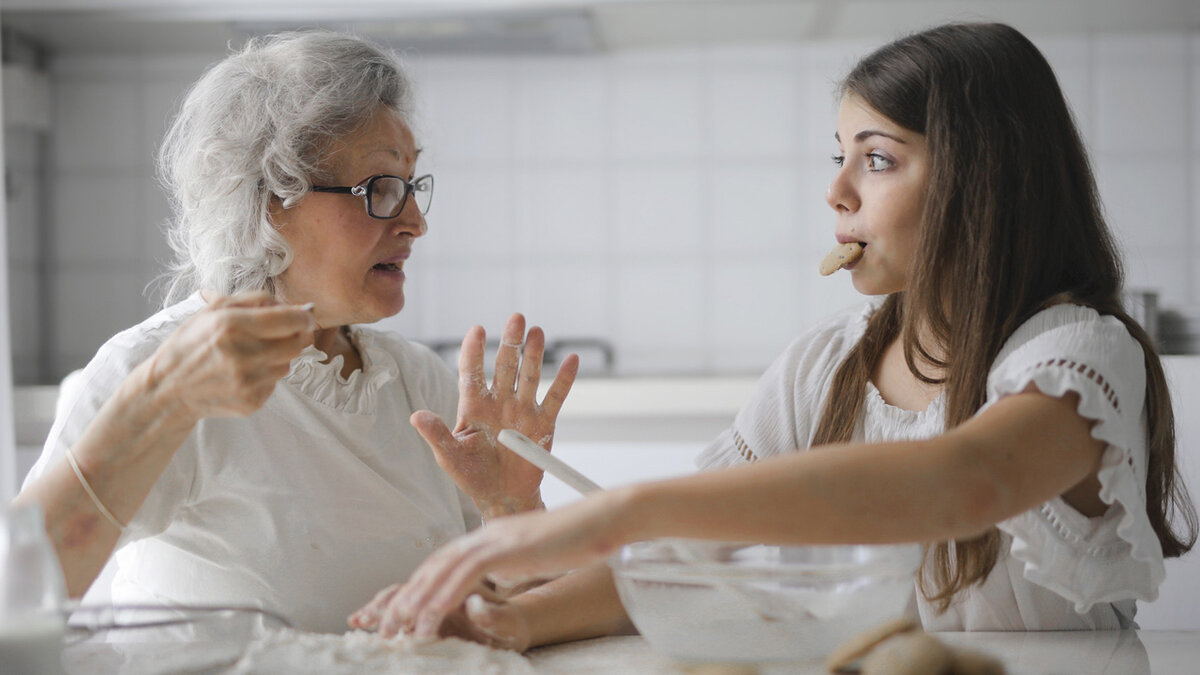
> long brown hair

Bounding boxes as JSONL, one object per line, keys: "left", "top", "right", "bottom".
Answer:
{"left": 812, "top": 23, "right": 1197, "bottom": 610}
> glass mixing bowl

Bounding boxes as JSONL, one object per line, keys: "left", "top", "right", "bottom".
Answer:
{"left": 610, "top": 540, "right": 922, "bottom": 663}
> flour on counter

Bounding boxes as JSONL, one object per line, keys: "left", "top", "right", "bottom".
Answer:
{"left": 227, "top": 628, "right": 535, "bottom": 675}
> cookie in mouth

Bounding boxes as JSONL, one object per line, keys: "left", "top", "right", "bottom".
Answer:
{"left": 818, "top": 241, "right": 865, "bottom": 276}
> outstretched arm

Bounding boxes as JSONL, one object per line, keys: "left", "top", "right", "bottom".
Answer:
{"left": 360, "top": 387, "right": 1106, "bottom": 638}
{"left": 350, "top": 561, "right": 633, "bottom": 650}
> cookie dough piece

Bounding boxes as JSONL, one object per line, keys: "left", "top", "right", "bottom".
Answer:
{"left": 818, "top": 242, "right": 864, "bottom": 276}
{"left": 860, "top": 632, "right": 953, "bottom": 675}
{"left": 949, "top": 648, "right": 1006, "bottom": 675}
{"left": 826, "top": 617, "right": 919, "bottom": 673}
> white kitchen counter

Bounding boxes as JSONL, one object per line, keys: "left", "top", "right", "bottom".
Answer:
{"left": 530, "top": 631, "right": 1199, "bottom": 674}
{"left": 56, "top": 629, "right": 1200, "bottom": 674}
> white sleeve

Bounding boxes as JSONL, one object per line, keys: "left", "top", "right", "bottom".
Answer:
{"left": 986, "top": 305, "right": 1164, "bottom": 612}
{"left": 696, "top": 303, "right": 871, "bottom": 471}
{"left": 25, "top": 336, "right": 195, "bottom": 547}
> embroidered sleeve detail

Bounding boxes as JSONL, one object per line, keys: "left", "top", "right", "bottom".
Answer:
{"left": 731, "top": 429, "right": 759, "bottom": 463}
{"left": 986, "top": 306, "right": 1163, "bottom": 613}
{"left": 1022, "top": 358, "right": 1120, "bottom": 414}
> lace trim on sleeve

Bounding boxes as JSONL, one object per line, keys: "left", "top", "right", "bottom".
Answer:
{"left": 1021, "top": 357, "right": 1121, "bottom": 414}
{"left": 732, "top": 429, "right": 759, "bottom": 463}
{"left": 696, "top": 428, "right": 757, "bottom": 470}
{"left": 989, "top": 351, "right": 1164, "bottom": 613}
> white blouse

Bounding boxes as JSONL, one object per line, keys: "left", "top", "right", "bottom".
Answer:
{"left": 696, "top": 298, "right": 1164, "bottom": 630}
{"left": 25, "top": 294, "right": 480, "bottom": 633}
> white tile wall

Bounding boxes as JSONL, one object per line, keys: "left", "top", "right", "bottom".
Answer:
{"left": 52, "top": 174, "right": 145, "bottom": 264}
{"left": 516, "top": 261, "right": 612, "bottom": 341}
{"left": 613, "top": 166, "right": 705, "bottom": 257}
{"left": 423, "top": 260, "right": 518, "bottom": 342}
{"left": 51, "top": 268, "right": 147, "bottom": 370}
{"left": 612, "top": 56, "right": 705, "bottom": 160}
{"left": 709, "top": 60, "right": 802, "bottom": 159}
{"left": 515, "top": 58, "right": 610, "bottom": 162}
{"left": 709, "top": 164, "right": 802, "bottom": 255}
{"left": 420, "top": 166, "right": 517, "bottom": 262}
{"left": 51, "top": 80, "right": 143, "bottom": 171}
{"left": 3, "top": 133, "right": 40, "bottom": 265}
{"left": 615, "top": 260, "right": 706, "bottom": 373}
{"left": 1094, "top": 35, "right": 1189, "bottom": 155}
{"left": 1096, "top": 158, "right": 1190, "bottom": 256}
{"left": 516, "top": 168, "right": 611, "bottom": 259}
{"left": 8, "top": 29, "right": 1200, "bottom": 382}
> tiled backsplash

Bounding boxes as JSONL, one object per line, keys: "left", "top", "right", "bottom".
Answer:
{"left": 5, "top": 31, "right": 1199, "bottom": 383}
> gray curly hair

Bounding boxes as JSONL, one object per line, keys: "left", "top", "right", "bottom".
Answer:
{"left": 157, "top": 30, "right": 414, "bottom": 305}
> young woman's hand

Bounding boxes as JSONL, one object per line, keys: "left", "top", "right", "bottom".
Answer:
{"left": 412, "top": 313, "right": 579, "bottom": 519}
{"left": 350, "top": 489, "right": 634, "bottom": 640}
{"left": 141, "top": 292, "right": 316, "bottom": 422}
{"left": 350, "top": 583, "right": 533, "bottom": 652}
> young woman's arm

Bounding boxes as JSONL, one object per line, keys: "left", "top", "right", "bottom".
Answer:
{"left": 642, "top": 387, "right": 1106, "bottom": 545}
{"left": 355, "top": 386, "right": 1105, "bottom": 638}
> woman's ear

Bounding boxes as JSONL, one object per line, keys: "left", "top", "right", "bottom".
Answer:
{"left": 266, "top": 193, "right": 290, "bottom": 228}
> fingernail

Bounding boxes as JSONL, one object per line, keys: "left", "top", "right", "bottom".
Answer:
{"left": 300, "top": 302, "right": 315, "bottom": 311}
{"left": 466, "top": 594, "right": 484, "bottom": 611}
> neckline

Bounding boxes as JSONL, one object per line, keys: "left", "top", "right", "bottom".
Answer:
{"left": 865, "top": 379, "right": 946, "bottom": 418}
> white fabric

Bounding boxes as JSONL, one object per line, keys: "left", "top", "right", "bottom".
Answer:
{"left": 24, "top": 293, "right": 481, "bottom": 633}
{"left": 696, "top": 298, "right": 1162, "bottom": 631}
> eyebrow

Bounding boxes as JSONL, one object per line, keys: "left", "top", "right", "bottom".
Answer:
{"left": 363, "top": 147, "right": 423, "bottom": 161}
{"left": 834, "top": 130, "right": 908, "bottom": 144}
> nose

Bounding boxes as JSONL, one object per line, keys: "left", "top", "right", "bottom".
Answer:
{"left": 825, "top": 166, "right": 859, "bottom": 214}
{"left": 392, "top": 198, "right": 427, "bottom": 238}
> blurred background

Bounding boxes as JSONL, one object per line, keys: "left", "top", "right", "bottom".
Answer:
{"left": 4, "top": 0, "right": 1200, "bottom": 386}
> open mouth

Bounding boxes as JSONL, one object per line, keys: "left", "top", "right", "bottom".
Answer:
{"left": 373, "top": 262, "right": 401, "bottom": 272}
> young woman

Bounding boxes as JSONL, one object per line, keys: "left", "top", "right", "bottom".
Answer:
{"left": 351, "top": 22, "right": 1197, "bottom": 643}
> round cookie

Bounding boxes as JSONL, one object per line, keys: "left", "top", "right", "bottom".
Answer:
{"left": 818, "top": 242, "right": 864, "bottom": 276}
{"left": 950, "top": 648, "right": 1006, "bottom": 675}
{"left": 825, "top": 617, "right": 919, "bottom": 673}
{"left": 860, "top": 632, "right": 953, "bottom": 675}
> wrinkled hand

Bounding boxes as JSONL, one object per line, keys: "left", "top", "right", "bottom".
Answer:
{"left": 414, "top": 313, "right": 579, "bottom": 519}
{"left": 142, "top": 291, "right": 316, "bottom": 421}
{"left": 349, "top": 490, "right": 628, "bottom": 641}
{"left": 350, "top": 583, "right": 532, "bottom": 652}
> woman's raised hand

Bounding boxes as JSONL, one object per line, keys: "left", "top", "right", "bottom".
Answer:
{"left": 142, "top": 291, "right": 316, "bottom": 421}
{"left": 412, "top": 313, "right": 579, "bottom": 519}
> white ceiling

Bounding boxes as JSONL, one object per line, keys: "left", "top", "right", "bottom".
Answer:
{"left": 3, "top": 0, "right": 1199, "bottom": 55}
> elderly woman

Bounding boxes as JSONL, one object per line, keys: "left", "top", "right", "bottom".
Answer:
{"left": 14, "top": 31, "right": 576, "bottom": 634}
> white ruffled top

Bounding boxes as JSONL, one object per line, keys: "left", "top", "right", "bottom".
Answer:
{"left": 696, "top": 298, "right": 1163, "bottom": 630}
{"left": 26, "top": 293, "right": 481, "bottom": 633}
{"left": 286, "top": 330, "right": 401, "bottom": 415}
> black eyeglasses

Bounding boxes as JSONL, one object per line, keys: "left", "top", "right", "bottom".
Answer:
{"left": 311, "top": 174, "right": 434, "bottom": 218}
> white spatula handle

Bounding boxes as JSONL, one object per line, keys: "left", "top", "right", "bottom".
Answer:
{"left": 498, "top": 429, "right": 603, "bottom": 495}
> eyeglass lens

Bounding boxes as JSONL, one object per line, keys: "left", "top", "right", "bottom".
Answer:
{"left": 368, "top": 176, "right": 433, "bottom": 218}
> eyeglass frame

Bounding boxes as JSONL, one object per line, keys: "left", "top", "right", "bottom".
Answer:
{"left": 310, "top": 173, "right": 434, "bottom": 218}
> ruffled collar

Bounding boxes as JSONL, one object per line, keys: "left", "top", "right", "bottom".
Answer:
{"left": 863, "top": 380, "right": 946, "bottom": 441}
{"left": 285, "top": 327, "right": 400, "bottom": 414}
